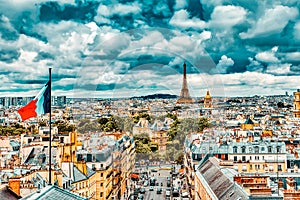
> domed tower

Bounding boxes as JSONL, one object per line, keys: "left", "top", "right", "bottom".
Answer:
{"left": 203, "top": 90, "right": 212, "bottom": 108}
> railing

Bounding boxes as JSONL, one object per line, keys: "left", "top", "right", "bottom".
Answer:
{"left": 106, "top": 189, "right": 113, "bottom": 199}
{"left": 106, "top": 170, "right": 113, "bottom": 178}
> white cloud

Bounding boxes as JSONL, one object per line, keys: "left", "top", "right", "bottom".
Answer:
{"left": 285, "top": 52, "right": 300, "bottom": 62}
{"left": 169, "top": 9, "right": 206, "bottom": 30}
{"left": 240, "top": 5, "right": 299, "bottom": 39}
{"left": 211, "top": 55, "right": 234, "bottom": 74}
{"left": 113, "top": 3, "right": 141, "bottom": 16}
{"left": 94, "top": 2, "right": 141, "bottom": 23}
{"left": 265, "top": 63, "right": 291, "bottom": 75}
{"left": 208, "top": 5, "right": 247, "bottom": 29}
{"left": 255, "top": 47, "right": 280, "bottom": 63}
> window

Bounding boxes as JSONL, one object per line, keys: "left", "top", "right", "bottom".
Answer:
{"left": 277, "top": 146, "right": 281, "bottom": 153}
{"left": 268, "top": 146, "right": 272, "bottom": 153}
{"left": 233, "top": 146, "right": 238, "bottom": 153}
{"left": 242, "top": 146, "right": 246, "bottom": 153}
{"left": 234, "top": 156, "right": 237, "bottom": 162}
{"left": 101, "top": 173, "right": 103, "bottom": 177}
{"left": 278, "top": 165, "right": 282, "bottom": 171}
{"left": 242, "top": 165, "right": 247, "bottom": 171}
{"left": 250, "top": 165, "right": 252, "bottom": 170}
{"left": 242, "top": 156, "right": 246, "bottom": 162}
{"left": 100, "top": 183, "right": 103, "bottom": 186}
{"left": 254, "top": 146, "right": 259, "bottom": 153}
{"left": 261, "top": 147, "right": 265, "bottom": 152}
{"left": 250, "top": 156, "right": 252, "bottom": 160}
{"left": 100, "top": 192, "right": 103, "bottom": 197}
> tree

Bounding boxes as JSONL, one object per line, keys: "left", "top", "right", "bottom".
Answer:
{"left": 166, "top": 113, "right": 178, "bottom": 121}
{"left": 78, "top": 119, "right": 99, "bottom": 134}
{"left": 78, "top": 118, "right": 91, "bottom": 127}
{"left": 133, "top": 132, "right": 150, "bottom": 144}
{"left": 110, "top": 116, "right": 135, "bottom": 132}
{"left": 167, "top": 119, "right": 180, "bottom": 141}
{"left": 53, "top": 120, "right": 76, "bottom": 134}
{"left": 198, "top": 117, "right": 210, "bottom": 132}
{"left": 175, "top": 152, "right": 184, "bottom": 165}
{"left": 97, "top": 117, "right": 109, "bottom": 125}
{"left": 133, "top": 113, "right": 151, "bottom": 124}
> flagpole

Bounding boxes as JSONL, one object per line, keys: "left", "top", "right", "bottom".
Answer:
{"left": 49, "top": 67, "right": 52, "bottom": 185}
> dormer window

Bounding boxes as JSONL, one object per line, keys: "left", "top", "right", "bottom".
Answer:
{"left": 241, "top": 146, "right": 246, "bottom": 153}
{"left": 233, "top": 146, "right": 238, "bottom": 153}
{"left": 268, "top": 146, "right": 272, "bottom": 153}
{"left": 277, "top": 146, "right": 281, "bottom": 153}
{"left": 254, "top": 146, "right": 259, "bottom": 153}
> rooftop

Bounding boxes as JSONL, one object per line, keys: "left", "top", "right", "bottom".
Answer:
{"left": 20, "top": 185, "right": 87, "bottom": 200}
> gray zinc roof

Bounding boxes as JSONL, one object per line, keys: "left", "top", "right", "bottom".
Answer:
{"left": 21, "top": 185, "right": 87, "bottom": 200}
{"left": 197, "top": 157, "right": 249, "bottom": 200}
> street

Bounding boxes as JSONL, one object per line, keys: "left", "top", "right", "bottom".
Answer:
{"left": 126, "top": 164, "right": 189, "bottom": 200}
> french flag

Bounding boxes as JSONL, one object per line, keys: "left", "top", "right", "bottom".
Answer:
{"left": 18, "top": 81, "right": 51, "bottom": 121}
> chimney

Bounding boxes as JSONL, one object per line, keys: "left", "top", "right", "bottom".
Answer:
{"left": 278, "top": 178, "right": 284, "bottom": 189}
{"left": 248, "top": 135, "right": 253, "bottom": 142}
{"left": 8, "top": 176, "right": 21, "bottom": 196}
{"left": 37, "top": 184, "right": 41, "bottom": 193}
{"left": 54, "top": 171, "right": 63, "bottom": 187}
{"left": 75, "top": 161, "right": 88, "bottom": 176}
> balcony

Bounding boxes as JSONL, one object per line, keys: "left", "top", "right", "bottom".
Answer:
{"left": 264, "top": 159, "right": 285, "bottom": 163}
{"left": 106, "top": 171, "right": 113, "bottom": 178}
{"left": 106, "top": 189, "right": 113, "bottom": 199}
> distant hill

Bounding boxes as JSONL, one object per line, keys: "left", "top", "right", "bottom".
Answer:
{"left": 130, "top": 94, "right": 178, "bottom": 100}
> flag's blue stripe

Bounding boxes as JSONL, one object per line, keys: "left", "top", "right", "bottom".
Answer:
{"left": 35, "top": 85, "right": 47, "bottom": 115}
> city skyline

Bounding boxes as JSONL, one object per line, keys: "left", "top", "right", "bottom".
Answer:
{"left": 0, "top": 0, "right": 299, "bottom": 98}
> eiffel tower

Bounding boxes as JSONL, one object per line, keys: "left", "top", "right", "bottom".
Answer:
{"left": 177, "top": 63, "right": 193, "bottom": 104}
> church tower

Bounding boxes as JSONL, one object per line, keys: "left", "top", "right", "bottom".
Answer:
{"left": 293, "top": 89, "right": 300, "bottom": 118}
{"left": 177, "top": 63, "right": 193, "bottom": 104}
{"left": 203, "top": 90, "right": 212, "bottom": 108}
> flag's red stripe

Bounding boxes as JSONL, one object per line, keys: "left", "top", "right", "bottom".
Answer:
{"left": 17, "top": 99, "right": 38, "bottom": 121}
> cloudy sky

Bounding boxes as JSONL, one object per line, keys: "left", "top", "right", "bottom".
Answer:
{"left": 0, "top": 0, "right": 299, "bottom": 98}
